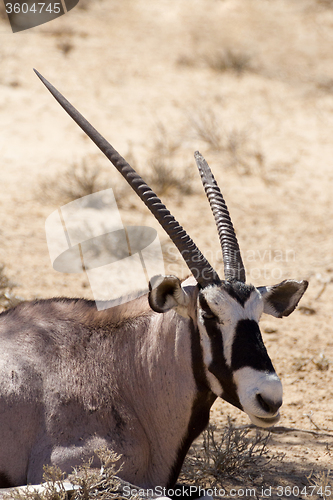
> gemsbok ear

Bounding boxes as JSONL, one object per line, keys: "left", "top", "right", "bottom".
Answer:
{"left": 149, "top": 275, "right": 189, "bottom": 314}
{"left": 258, "top": 279, "right": 308, "bottom": 318}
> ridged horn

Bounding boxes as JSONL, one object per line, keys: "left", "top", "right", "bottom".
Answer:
{"left": 194, "top": 151, "right": 246, "bottom": 283}
{"left": 34, "top": 70, "right": 220, "bottom": 288}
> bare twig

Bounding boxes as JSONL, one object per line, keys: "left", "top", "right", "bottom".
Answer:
{"left": 235, "top": 424, "right": 333, "bottom": 438}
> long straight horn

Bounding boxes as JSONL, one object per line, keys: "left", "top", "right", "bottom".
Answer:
{"left": 194, "top": 151, "right": 246, "bottom": 283}
{"left": 34, "top": 70, "right": 220, "bottom": 288}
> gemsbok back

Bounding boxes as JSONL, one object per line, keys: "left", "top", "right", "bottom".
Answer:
{"left": 0, "top": 71, "right": 308, "bottom": 489}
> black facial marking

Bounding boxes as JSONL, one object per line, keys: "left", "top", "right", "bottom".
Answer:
{"left": 201, "top": 308, "right": 242, "bottom": 411}
{"left": 232, "top": 319, "right": 275, "bottom": 372}
{"left": 199, "top": 294, "right": 217, "bottom": 320}
{"left": 223, "top": 281, "right": 255, "bottom": 307}
{"left": 168, "top": 319, "right": 216, "bottom": 487}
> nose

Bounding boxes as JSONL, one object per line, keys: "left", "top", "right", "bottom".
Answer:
{"left": 256, "top": 393, "right": 282, "bottom": 415}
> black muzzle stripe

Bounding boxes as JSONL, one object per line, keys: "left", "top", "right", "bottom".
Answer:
{"left": 232, "top": 319, "right": 275, "bottom": 372}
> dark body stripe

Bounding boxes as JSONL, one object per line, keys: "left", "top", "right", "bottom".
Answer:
{"left": 0, "top": 472, "right": 13, "bottom": 488}
{"left": 167, "top": 319, "right": 216, "bottom": 488}
{"left": 232, "top": 319, "right": 275, "bottom": 372}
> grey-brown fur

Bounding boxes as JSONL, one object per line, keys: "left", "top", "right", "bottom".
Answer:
{"left": 0, "top": 286, "right": 201, "bottom": 488}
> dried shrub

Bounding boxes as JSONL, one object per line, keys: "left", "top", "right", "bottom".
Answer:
{"left": 4, "top": 465, "right": 68, "bottom": 500}
{"left": 312, "top": 352, "right": 330, "bottom": 371}
{"left": 308, "top": 470, "right": 333, "bottom": 500}
{"left": 3, "top": 449, "right": 134, "bottom": 500}
{"left": 69, "top": 448, "right": 126, "bottom": 500}
{"left": 316, "top": 0, "right": 333, "bottom": 7}
{"left": 37, "top": 154, "right": 130, "bottom": 206}
{"left": 145, "top": 121, "right": 196, "bottom": 197}
{"left": 189, "top": 110, "right": 224, "bottom": 152}
{"left": 189, "top": 110, "right": 269, "bottom": 178}
{"left": 56, "top": 40, "right": 74, "bottom": 56}
{"left": 178, "top": 44, "right": 255, "bottom": 76}
{"left": 146, "top": 158, "right": 195, "bottom": 197}
{"left": 189, "top": 109, "right": 290, "bottom": 183}
{"left": 55, "top": 157, "right": 108, "bottom": 201}
{"left": 180, "top": 420, "right": 279, "bottom": 487}
{"left": 206, "top": 48, "right": 253, "bottom": 75}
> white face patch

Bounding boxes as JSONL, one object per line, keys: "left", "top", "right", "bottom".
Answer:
{"left": 233, "top": 366, "right": 283, "bottom": 428}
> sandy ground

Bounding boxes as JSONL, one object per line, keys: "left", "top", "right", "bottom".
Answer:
{"left": 1, "top": 0, "right": 333, "bottom": 498}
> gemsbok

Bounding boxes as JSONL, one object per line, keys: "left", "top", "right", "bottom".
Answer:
{"left": 0, "top": 71, "right": 308, "bottom": 489}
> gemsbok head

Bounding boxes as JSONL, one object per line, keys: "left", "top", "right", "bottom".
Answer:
{"left": 0, "top": 71, "right": 308, "bottom": 490}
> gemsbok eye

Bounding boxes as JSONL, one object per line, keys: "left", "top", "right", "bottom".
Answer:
{"left": 202, "top": 311, "right": 218, "bottom": 321}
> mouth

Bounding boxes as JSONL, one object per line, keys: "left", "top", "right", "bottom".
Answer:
{"left": 248, "top": 411, "right": 281, "bottom": 428}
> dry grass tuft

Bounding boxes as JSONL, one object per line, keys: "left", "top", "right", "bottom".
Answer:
{"left": 146, "top": 158, "right": 195, "bottom": 197}
{"left": 4, "top": 449, "right": 132, "bottom": 500}
{"left": 0, "top": 0, "right": 8, "bottom": 21}
{"left": 43, "top": 156, "right": 109, "bottom": 202}
{"left": 145, "top": 121, "right": 196, "bottom": 197}
{"left": 205, "top": 48, "right": 254, "bottom": 75}
{"left": 189, "top": 110, "right": 224, "bottom": 152}
{"left": 316, "top": 0, "right": 333, "bottom": 7}
{"left": 0, "top": 264, "right": 21, "bottom": 311}
{"left": 56, "top": 40, "right": 74, "bottom": 56}
{"left": 312, "top": 352, "right": 331, "bottom": 371}
{"left": 37, "top": 154, "right": 128, "bottom": 206}
{"left": 189, "top": 109, "right": 271, "bottom": 179}
{"left": 308, "top": 470, "right": 333, "bottom": 500}
{"left": 38, "top": 125, "right": 195, "bottom": 210}
{"left": 180, "top": 420, "right": 279, "bottom": 487}
{"left": 2, "top": 424, "right": 280, "bottom": 499}
{"left": 189, "top": 108, "right": 294, "bottom": 183}
{"left": 177, "top": 38, "right": 255, "bottom": 76}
